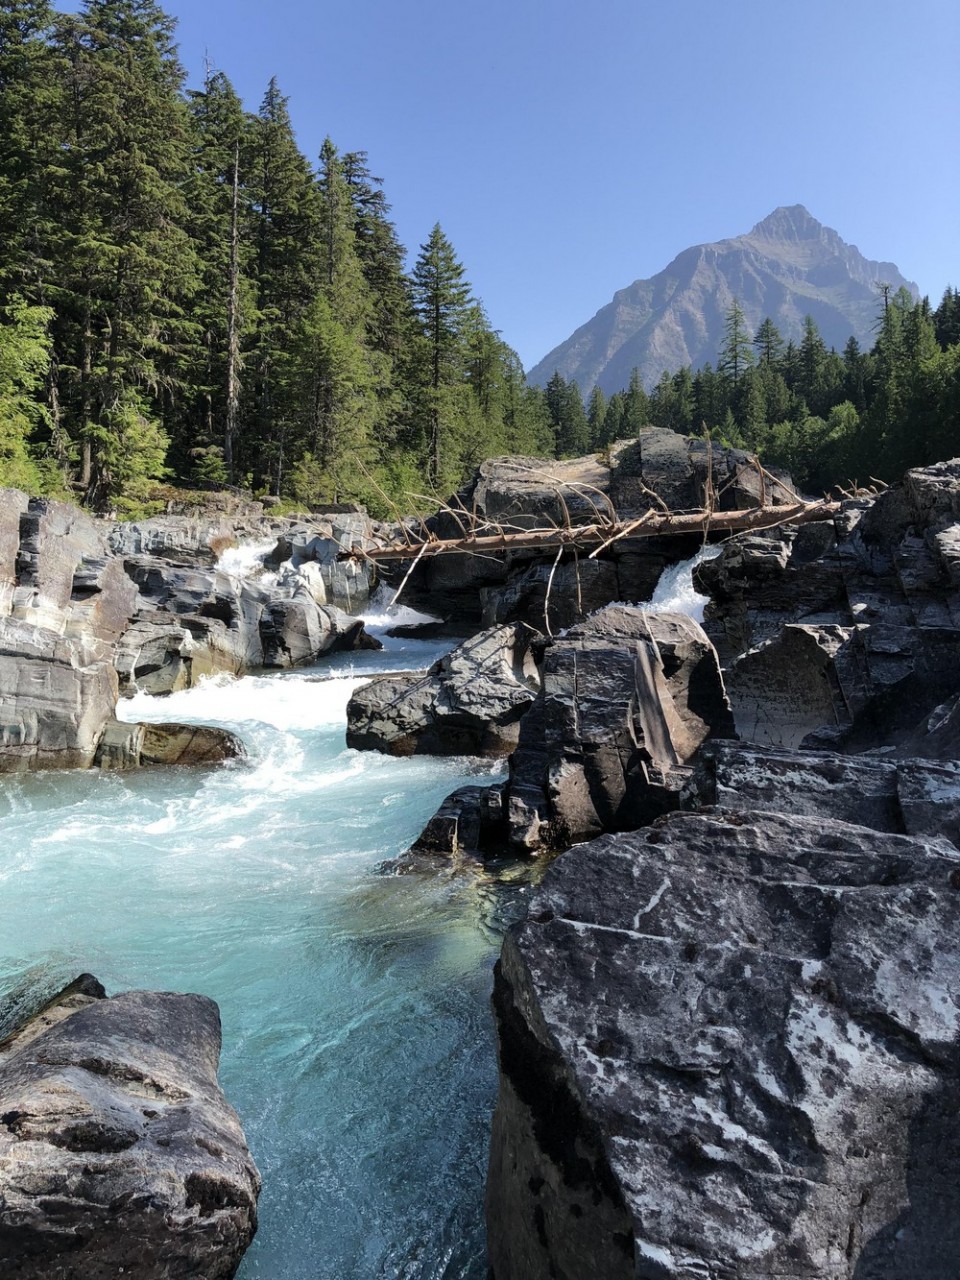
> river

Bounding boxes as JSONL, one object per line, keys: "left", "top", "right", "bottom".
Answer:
{"left": 0, "top": 548, "right": 717, "bottom": 1278}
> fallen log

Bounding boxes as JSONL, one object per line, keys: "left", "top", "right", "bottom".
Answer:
{"left": 342, "top": 499, "right": 840, "bottom": 562}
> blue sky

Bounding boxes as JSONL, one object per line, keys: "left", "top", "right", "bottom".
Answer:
{"left": 73, "top": 0, "right": 960, "bottom": 368}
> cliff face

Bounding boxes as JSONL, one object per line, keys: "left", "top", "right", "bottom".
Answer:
{"left": 527, "top": 205, "right": 918, "bottom": 395}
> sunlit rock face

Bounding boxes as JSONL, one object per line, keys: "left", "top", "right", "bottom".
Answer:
{"left": 0, "top": 977, "right": 260, "bottom": 1279}
{"left": 527, "top": 204, "right": 917, "bottom": 397}
{"left": 487, "top": 810, "right": 960, "bottom": 1280}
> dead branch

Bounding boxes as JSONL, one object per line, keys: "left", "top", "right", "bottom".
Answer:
{"left": 350, "top": 499, "right": 840, "bottom": 563}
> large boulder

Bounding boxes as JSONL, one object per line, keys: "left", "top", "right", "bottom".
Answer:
{"left": 697, "top": 461, "right": 960, "bottom": 751}
{"left": 0, "top": 621, "right": 118, "bottom": 771}
{"left": 387, "top": 438, "right": 794, "bottom": 626}
{"left": 502, "top": 606, "right": 735, "bottom": 853}
{"left": 94, "top": 719, "right": 246, "bottom": 769}
{"left": 346, "top": 623, "right": 540, "bottom": 757}
{"left": 486, "top": 810, "right": 960, "bottom": 1280}
{"left": 0, "top": 977, "right": 260, "bottom": 1279}
{"left": 118, "top": 559, "right": 374, "bottom": 692}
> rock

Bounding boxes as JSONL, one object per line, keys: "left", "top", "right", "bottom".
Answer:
{"left": 503, "top": 606, "right": 734, "bottom": 854}
{"left": 486, "top": 810, "right": 960, "bottom": 1280}
{"left": 723, "top": 623, "right": 854, "bottom": 750}
{"left": 407, "top": 783, "right": 508, "bottom": 862}
{"left": 480, "top": 558, "right": 621, "bottom": 632}
{"left": 94, "top": 719, "right": 245, "bottom": 769}
{"left": 0, "top": 488, "right": 29, "bottom": 617}
{"left": 108, "top": 514, "right": 244, "bottom": 566}
{"left": 0, "top": 621, "right": 118, "bottom": 772}
{"left": 121, "top": 559, "right": 374, "bottom": 685}
{"left": 346, "top": 623, "right": 540, "bottom": 757}
{"left": 266, "top": 517, "right": 377, "bottom": 613}
{"left": 388, "top": 441, "right": 794, "bottom": 627}
{"left": 0, "top": 978, "right": 260, "bottom": 1279}
{"left": 697, "top": 463, "right": 960, "bottom": 752}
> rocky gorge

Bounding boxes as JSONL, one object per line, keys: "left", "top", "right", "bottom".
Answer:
{"left": 5, "top": 434, "right": 960, "bottom": 1278}
{"left": 349, "top": 445, "right": 960, "bottom": 1278}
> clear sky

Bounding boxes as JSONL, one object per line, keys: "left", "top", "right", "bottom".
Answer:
{"left": 69, "top": 0, "right": 960, "bottom": 369}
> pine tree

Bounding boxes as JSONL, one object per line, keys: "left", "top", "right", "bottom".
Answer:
{"left": 717, "top": 298, "right": 754, "bottom": 388}
{"left": 586, "top": 385, "right": 607, "bottom": 448}
{"left": 46, "top": 0, "right": 200, "bottom": 507}
{"left": 753, "top": 317, "right": 784, "bottom": 368}
{"left": 544, "top": 370, "right": 589, "bottom": 457}
{"left": 245, "top": 77, "right": 320, "bottom": 490}
{"left": 624, "top": 367, "right": 650, "bottom": 435}
{"left": 182, "top": 68, "right": 253, "bottom": 483}
{"left": 411, "top": 223, "right": 472, "bottom": 488}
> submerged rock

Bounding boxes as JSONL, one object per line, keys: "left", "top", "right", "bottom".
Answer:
{"left": 0, "top": 977, "right": 260, "bottom": 1279}
{"left": 346, "top": 623, "right": 540, "bottom": 757}
{"left": 486, "top": 810, "right": 960, "bottom": 1279}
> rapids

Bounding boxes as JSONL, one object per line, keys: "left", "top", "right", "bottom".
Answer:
{"left": 0, "top": 551, "right": 719, "bottom": 1278}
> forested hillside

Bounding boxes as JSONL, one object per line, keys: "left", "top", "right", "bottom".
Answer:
{"left": 0, "top": 0, "right": 553, "bottom": 513}
{"left": 0, "top": 2, "right": 956, "bottom": 515}
{"left": 546, "top": 289, "right": 960, "bottom": 494}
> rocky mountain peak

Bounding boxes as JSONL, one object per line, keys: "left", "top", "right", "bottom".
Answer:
{"left": 749, "top": 203, "right": 827, "bottom": 242}
{"left": 527, "top": 208, "right": 918, "bottom": 397}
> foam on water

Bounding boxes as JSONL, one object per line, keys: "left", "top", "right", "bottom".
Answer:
{"left": 0, "top": 626, "right": 512, "bottom": 1280}
{"left": 642, "top": 542, "right": 724, "bottom": 622}
{"left": 217, "top": 538, "right": 278, "bottom": 580}
{"left": 361, "top": 584, "right": 442, "bottom": 631}
{"left": 0, "top": 543, "right": 720, "bottom": 1278}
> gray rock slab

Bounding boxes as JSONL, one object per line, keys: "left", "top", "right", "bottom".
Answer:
{"left": 0, "top": 983, "right": 260, "bottom": 1279}
{"left": 487, "top": 810, "right": 960, "bottom": 1280}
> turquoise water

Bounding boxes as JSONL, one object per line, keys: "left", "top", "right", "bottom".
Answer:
{"left": 0, "top": 627, "right": 521, "bottom": 1279}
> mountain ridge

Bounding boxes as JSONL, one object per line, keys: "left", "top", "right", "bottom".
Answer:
{"left": 527, "top": 205, "right": 918, "bottom": 396}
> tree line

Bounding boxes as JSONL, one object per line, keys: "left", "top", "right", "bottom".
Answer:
{"left": 0, "top": 0, "right": 555, "bottom": 514}
{"left": 547, "top": 288, "right": 960, "bottom": 493}
{"left": 1, "top": 1, "right": 956, "bottom": 514}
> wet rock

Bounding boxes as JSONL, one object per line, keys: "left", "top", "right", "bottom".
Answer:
{"left": 407, "top": 783, "right": 508, "bottom": 862}
{"left": 346, "top": 623, "right": 540, "bottom": 757}
{"left": 94, "top": 719, "right": 245, "bottom": 769}
{"left": 486, "top": 810, "right": 960, "bottom": 1280}
{"left": 0, "top": 978, "right": 260, "bottom": 1279}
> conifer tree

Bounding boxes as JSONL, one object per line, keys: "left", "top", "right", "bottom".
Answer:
{"left": 46, "top": 0, "right": 199, "bottom": 506}
{"left": 718, "top": 299, "right": 754, "bottom": 388}
{"left": 245, "top": 77, "right": 320, "bottom": 490}
{"left": 411, "top": 223, "right": 472, "bottom": 487}
{"left": 183, "top": 68, "right": 252, "bottom": 482}
{"left": 586, "top": 385, "right": 607, "bottom": 447}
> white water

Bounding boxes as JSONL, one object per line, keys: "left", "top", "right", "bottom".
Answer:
{"left": 642, "top": 542, "right": 723, "bottom": 621}
{"left": 217, "top": 538, "right": 278, "bottom": 580}
{"left": 0, "top": 611, "right": 515, "bottom": 1279}
{"left": 0, "top": 545, "right": 716, "bottom": 1278}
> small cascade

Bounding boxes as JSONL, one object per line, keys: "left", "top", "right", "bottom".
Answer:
{"left": 642, "top": 542, "right": 723, "bottom": 622}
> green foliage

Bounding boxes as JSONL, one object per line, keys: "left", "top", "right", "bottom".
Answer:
{"left": 2, "top": 0, "right": 956, "bottom": 516}
{"left": 0, "top": 297, "right": 54, "bottom": 490}
{"left": 612, "top": 292, "right": 960, "bottom": 494}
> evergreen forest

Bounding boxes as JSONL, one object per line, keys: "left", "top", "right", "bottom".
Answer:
{"left": 551, "top": 288, "right": 960, "bottom": 496}
{"left": 0, "top": 0, "right": 957, "bottom": 515}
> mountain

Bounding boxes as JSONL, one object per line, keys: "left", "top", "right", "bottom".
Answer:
{"left": 527, "top": 205, "right": 918, "bottom": 396}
